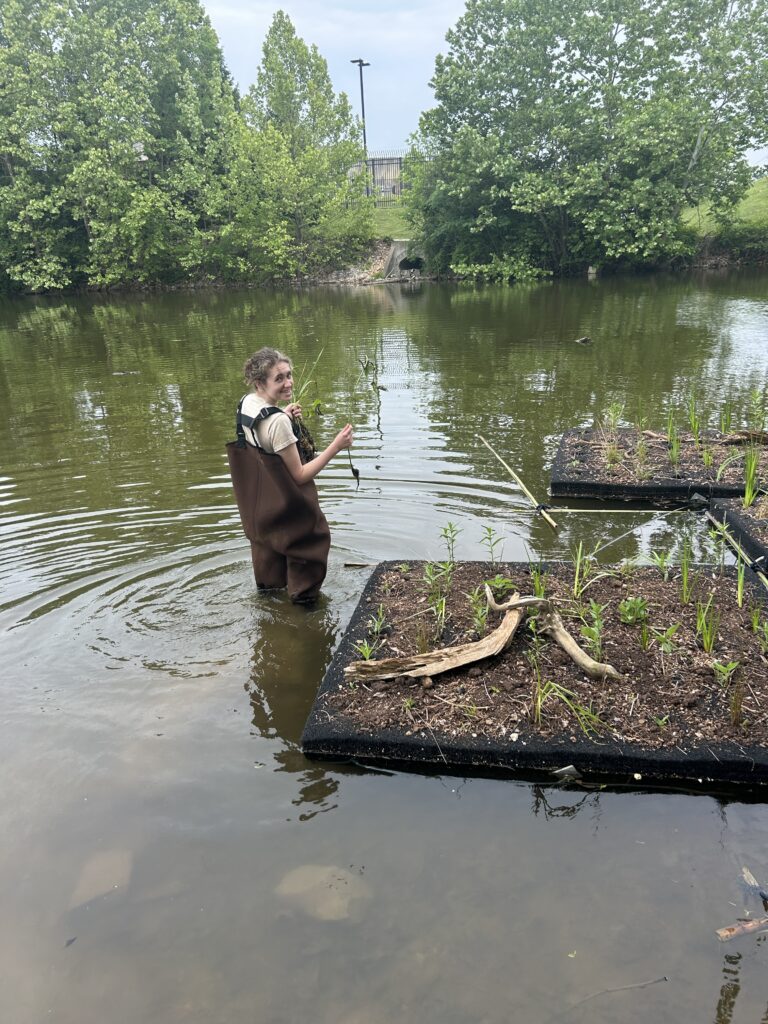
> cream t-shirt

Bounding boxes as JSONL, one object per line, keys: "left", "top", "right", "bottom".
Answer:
{"left": 240, "top": 393, "right": 296, "bottom": 454}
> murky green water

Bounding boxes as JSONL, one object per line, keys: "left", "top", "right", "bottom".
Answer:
{"left": 2, "top": 271, "right": 768, "bottom": 1022}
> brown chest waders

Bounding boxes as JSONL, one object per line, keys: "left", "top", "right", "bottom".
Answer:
{"left": 226, "top": 400, "right": 330, "bottom": 603}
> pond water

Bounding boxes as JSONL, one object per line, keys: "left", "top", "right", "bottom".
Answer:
{"left": 2, "top": 271, "right": 768, "bottom": 1023}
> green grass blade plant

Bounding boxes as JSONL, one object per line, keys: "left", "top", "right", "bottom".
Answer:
{"left": 695, "top": 595, "right": 720, "bottom": 653}
{"left": 743, "top": 446, "right": 760, "bottom": 509}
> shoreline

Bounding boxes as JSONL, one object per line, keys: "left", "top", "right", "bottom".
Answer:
{"left": 2, "top": 239, "right": 765, "bottom": 299}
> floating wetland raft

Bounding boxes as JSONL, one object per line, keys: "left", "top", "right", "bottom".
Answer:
{"left": 302, "top": 560, "right": 768, "bottom": 787}
{"left": 550, "top": 427, "right": 768, "bottom": 503}
{"left": 710, "top": 498, "right": 768, "bottom": 578}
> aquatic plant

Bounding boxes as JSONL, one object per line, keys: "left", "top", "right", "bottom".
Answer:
{"left": 353, "top": 638, "right": 379, "bottom": 660}
{"left": 602, "top": 401, "right": 624, "bottom": 433}
{"left": 695, "top": 595, "right": 720, "bottom": 653}
{"left": 748, "top": 388, "right": 766, "bottom": 432}
{"left": 465, "top": 585, "right": 489, "bottom": 636}
{"left": 713, "top": 660, "right": 740, "bottom": 687}
{"left": 736, "top": 559, "right": 746, "bottom": 609}
{"left": 648, "top": 548, "right": 672, "bottom": 581}
{"left": 719, "top": 400, "right": 733, "bottom": 436}
{"left": 580, "top": 600, "right": 608, "bottom": 661}
{"left": 666, "top": 413, "right": 680, "bottom": 466}
{"left": 679, "top": 535, "right": 695, "bottom": 605}
{"left": 532, "top": 678, "right": 604, "bottom": 737}
{"left": 687, "top": 393, "right": 701, "bottom": 448}
{"left": 618, "top": 596, "right": 648, "bottom": 625}
{"left": 481, "top": 525, "right": 504, "bottom": 566}
{"left": 571, "top": 540, "right": 614, "bottom": 599}
{"left": 368, "top": 603, "right": 388, "bottom": 638}
{"left": 651, "top": 623, "right": 680, "bottom": 653}
{"left": 743, "top": 446, "right": 760, "bottom": 508}
{"left": 440, "top": 521, "right": 461, "bottom": 563}
{"left": 529, "top": 562, "right": 548, "bottom": 599}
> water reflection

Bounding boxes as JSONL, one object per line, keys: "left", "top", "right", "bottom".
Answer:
{"left": 246, "top": 595, "right": 344, "bottom": 821}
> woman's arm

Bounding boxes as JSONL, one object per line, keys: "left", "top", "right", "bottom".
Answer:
{"left": 277, "top": 424, "right": 354, "bottom": 486}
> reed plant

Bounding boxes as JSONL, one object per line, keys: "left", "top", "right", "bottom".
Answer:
{"left": 666, "top": 411, "right": 680, "bottom": 466}
{"left": 695, "top": 595, "right": 720, "bottom": 653}
{"left": 687, "top": 393, "right": 701, "bottom": 448}
{"left": 749, "top": 388, "right": 766, "bottom": 432}
{"left": 743, "top": 446, "right": 760, "bottom": 508}
{"left": 571, "top": 541, "right": 614, "bottom": 599}
{"left": 679, "top": 536, "right": 698, "bottom": 606}
{"left": 531, "top": 678, "right": 604, "bottom": 737}
{"left": 529, "top": 562, "right": 548, "bottom": 598}
{"left": 737, "top": 559, "right": 746, "bottom": 608}
{"left": 719, "top": 400, "right": 733, "bottom": 436}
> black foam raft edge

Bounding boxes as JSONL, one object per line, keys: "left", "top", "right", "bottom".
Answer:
{"left": 710, "top": 499, "right": 768, "bottom": 573}
{"left": 550, "top": 428, "right": 744, "bottom": 503}
{"left": 301, "top": 561, "right": 768, "bottom": 790}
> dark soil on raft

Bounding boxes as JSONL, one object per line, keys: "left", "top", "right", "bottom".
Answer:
{"left": 329, "top": 561, "right": 768, "bottom": 753}
{"left": 557, "top": 428, "right": 768, "bottom": 491}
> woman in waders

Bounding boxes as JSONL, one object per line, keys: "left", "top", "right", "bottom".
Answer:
{"left": 227, "top": 347, "right": 353, "bottom": 604}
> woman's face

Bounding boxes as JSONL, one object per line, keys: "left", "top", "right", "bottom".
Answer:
{"left": 258, "top": 360, "right": 293, "bottom": 404}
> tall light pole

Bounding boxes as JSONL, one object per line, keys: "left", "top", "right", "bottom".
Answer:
{"left": 350, "top": 58, "right": 370, "bottom": 156}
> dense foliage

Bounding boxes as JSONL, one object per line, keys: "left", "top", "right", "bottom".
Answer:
{"left": 0, "top": 3, "right": 372, "bottom": 292}
{"left": 406, "top": 0, "right": 768, "bottom": 278}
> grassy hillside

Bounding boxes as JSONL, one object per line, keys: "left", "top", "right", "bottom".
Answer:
{"left": 683, "top": 178, "right": 768, "bottom": 235}
{"left": 373, "top": 204, "right": 411, "bottom": 240}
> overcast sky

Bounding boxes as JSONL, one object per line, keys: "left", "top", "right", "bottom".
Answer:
{"left": 202, "top": 0, "right": 467, "bottom": 151}
{"left": 203, "top": 1, "right": 767, "bottom": 166}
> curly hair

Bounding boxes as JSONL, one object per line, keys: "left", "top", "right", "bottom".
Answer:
{"left": 243, "top": 347, "right": 292, "bottom": 388}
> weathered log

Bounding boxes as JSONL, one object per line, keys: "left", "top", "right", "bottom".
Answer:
{"left": 716, "top": 916, "right": 768, "bottom": 942}
{"left": 721, "top": 430, "right": 768, "bottom": 446}
{"left": 344, "top": 596, "right": 524, "bottom": 682}
{"left": 484, "top": 588, "right": 623, "bottom": 681}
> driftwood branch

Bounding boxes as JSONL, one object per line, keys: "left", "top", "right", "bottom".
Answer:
{"left": 716, "top": 917, "right": 768, "bottom": 942}
{"left": 345, "top": 587, "right": 623, "bottom": 684}
{"left": 344, "top": 595, "right": 524, "bottom": 682}
{"left": 484, "top": 587, "right": 623, "bottom": 681}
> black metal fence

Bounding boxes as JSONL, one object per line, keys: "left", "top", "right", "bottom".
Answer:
{"left": 351, "top": 149, "right": 430, "bottom": 207}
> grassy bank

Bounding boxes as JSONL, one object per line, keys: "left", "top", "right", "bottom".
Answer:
{"left": 373, "top": 205, "right": 411, "bottom": 240}
{"left": 684, "top": 177, "right": 768, "bottom": 263}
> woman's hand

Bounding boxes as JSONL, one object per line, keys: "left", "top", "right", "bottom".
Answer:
{"left": 333, "top": 424, "right": 354, "bottom": 453}
{"left": 284, "top": 402, "right": 302, "bottom": 420}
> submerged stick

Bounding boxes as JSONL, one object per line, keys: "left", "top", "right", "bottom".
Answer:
{"left": 477, "top": 434, "right": 558, "bottom": 531}
{"left": 716, "top": 916, "right": 768, "bottom": 942}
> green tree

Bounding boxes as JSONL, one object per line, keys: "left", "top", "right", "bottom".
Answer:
{"left": 0, "top": 0, "right": 241, "bottom": 291}
{"left": 408, "top": 0, "right": 768, "bottom": 277}
{"left": 242, "top": 11, "right": 373, "bottom": 277}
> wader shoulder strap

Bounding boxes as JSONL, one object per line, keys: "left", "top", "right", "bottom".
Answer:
{"left": 236, "top": 398, "right": 283, "bottom": 448}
